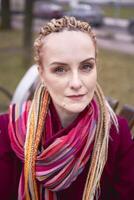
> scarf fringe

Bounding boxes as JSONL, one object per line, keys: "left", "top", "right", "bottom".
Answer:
{"left": 82, "top": 83, "right": 118, "bottom": 200}
{"left": 9, "top": 83, "right": 119, "bottom": 200}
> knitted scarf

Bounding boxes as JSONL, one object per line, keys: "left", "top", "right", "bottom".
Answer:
{"left": 8, "top": 83, "right": 118, "bottom": 200}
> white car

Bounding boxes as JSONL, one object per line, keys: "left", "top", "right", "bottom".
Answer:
{"left": 64, "top": 3, "right": 104, "bottom": 27}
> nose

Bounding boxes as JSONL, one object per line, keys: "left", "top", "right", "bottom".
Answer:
{"left": 69, "top": 72, "right": 82, "bottom": 90}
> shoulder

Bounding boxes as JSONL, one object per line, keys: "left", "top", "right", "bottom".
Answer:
{"left": 117, "top": 116, "right": 133, "bottom": 151}
{"left": 108, "top": 117, "right": 134, "bottom": 199}
{"left": 0, "top": 113, "right": 22, "bottom": 199}
{"left": 101, "top": 116, "right": 134, "bottom": 199}
{"left": 0, "top": 100, "right": 31, "bottom": 155}
{"left": 0, "top": 112, "right": 9, "bottom": 127}
{"left": 108, "top": 115, "right": 134, "bottom": 163}
{"left": 0, "top": 112, "right": 11, "bottom": 154}
{"left": 109, "top": 115, "right": 133, "bottom": 149}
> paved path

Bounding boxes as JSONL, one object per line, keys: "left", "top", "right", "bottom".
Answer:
{"left": 104, "top": 17, "right": 129, "bottom": 28}
{"left": 94, "top": 24, "right": 134, "bottom": 55}
{"left": 97, "top": 37, "right": 134, "bottom": 55}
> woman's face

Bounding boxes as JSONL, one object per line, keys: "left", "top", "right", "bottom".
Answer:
{"left": 39, "top": 30, "right": 97, "bottom": 116}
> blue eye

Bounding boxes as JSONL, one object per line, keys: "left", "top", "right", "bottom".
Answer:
{"left": 81, "top": 63, "right": 94, "bottom": 72}
{"left": 54, "top": 67, "right": 66, "bottom": 74}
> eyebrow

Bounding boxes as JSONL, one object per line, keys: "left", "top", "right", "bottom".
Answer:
{"left": 49, "top": 57, "right": 95, "bottom": 66}
{"left": 80, "top": 57, "right": 95, "bottom": 64}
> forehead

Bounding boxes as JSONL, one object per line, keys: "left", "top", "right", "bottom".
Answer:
{"left": 41, "top": 30, "right": 95, "bottom": 63}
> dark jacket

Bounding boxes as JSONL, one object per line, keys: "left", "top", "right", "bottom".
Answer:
{"left": 0, "top": 113, "right": 134, "bottom": 200}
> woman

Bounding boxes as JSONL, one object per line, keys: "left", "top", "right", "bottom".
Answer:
{"left": 0, "top": 16, "right": 134, "bottom": 200}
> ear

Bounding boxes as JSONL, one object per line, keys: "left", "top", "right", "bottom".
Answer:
{"left": 37, "top": 64, "right": 44, "bottom": 83}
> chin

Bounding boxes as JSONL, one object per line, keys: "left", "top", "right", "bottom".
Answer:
{"left": 65, "top": 103, "right": 88, "bottom": 114}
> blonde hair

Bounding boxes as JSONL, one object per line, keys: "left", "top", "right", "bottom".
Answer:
{"left": 32, "top": 17, "right": 113, "bottom": 200}
{"left": 34, "top": 16, "right": 97, "bottom": 66}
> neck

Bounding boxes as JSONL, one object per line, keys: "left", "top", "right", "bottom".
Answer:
{"left": 60, "top": 112, "right": 79, "bottom": 128}
{"left": 54, "top": 104, "right": 79, "bottom": 128}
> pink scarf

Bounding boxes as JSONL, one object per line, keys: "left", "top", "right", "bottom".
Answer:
{"left": 8, "top": 99, "right": 99, "bottom": 200}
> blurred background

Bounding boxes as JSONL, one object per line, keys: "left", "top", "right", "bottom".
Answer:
{"left": 0, "top": 0, "right": 134, "bottom": 112}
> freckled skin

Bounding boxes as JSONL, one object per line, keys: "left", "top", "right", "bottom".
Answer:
{"left": 38, "top": 30, "right": 97, "bottom": 127}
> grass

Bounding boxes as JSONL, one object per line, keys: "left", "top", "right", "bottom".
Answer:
{"left": 0, "top": 30, "right": 134, "bottom": 112}
{"left": 0, "top": 29, "right": 23, "bottom": 48}
{"left": 0, "top": 50, "right": 27, "bottom": 112}
{"left": 0, "top": 30, "right": 27, "bottom": 111}
{"left": 102, "top": 5, "right": 134, "bottom": 19}
{"left": 98, "top": 48, "right": 134, "bottom": 110}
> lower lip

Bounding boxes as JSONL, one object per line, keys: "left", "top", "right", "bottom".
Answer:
{"left": 67, "top": 95, "right": 85, "bottom": 101}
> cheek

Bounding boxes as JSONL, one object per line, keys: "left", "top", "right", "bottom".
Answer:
{"left": 84, "top": 70, "right": 97, "bottom": 90}
{"left": 42, "top": 73, "right": 66, "bottom": 96}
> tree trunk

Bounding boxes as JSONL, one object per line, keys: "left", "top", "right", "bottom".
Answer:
{"left": 23, "top": 0, "right": 34, "bottom": 68}
{"left": 1, "top": 0, "right": 11, "bottom": 30}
